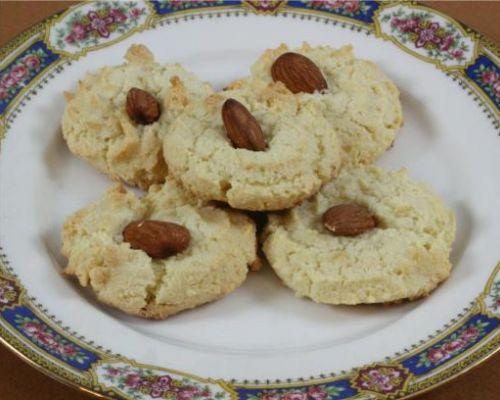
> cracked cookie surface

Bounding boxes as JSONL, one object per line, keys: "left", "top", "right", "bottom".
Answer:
{"left": 230, "top": 43, "right": 403, "bottom": 165}
{"left": 62, "top": 44, "right": 213, "bottom": 189}
{"left": 61, "top": 179, "right": 257, "bottom": 319}
{"left": 163, "top": 84, "right": 342, "bottom": 211}
{"left": 263, "top": 165, "right": 455, "bottom": 304}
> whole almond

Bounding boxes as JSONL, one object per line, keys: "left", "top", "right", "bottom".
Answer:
{"left": 271, "top": 52, "right": 328, "bottom": 94}
{"left": 222, "top": 98, "right": 267, "bottom": 151}
{"left": 126, "top": 88, "right": 160, "bottom": 125}
{"left": 322, "top": 204, "right": 376, "bottom": 237}
{"left": 123, "top": 220, "right": 190, "bottom": 259}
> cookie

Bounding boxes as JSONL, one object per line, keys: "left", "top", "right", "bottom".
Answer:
{"left": 62, "top": 179, "right": 257, "bottom": 319}
{"left": 62, "top": 44, "right": 213, "bottom": 189}
{"left": 163, "top": 84, "right": 342, "bottom": 211}
{"left": 229, "top": 43, "right": 403, "bottom": 165}
{"left": 262, "top": 165, "right": 455, "bottom": 304}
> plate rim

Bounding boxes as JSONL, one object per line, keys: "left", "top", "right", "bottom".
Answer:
{"left": 0, "top": 1, "right": 499, "bottom": 399}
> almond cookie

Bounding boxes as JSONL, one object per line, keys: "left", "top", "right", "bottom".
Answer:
{"left": 263, "top": 165, "right": 455, "bottom": 304}
{"left": 163, "top": 84, "right": 342, "bottom": 211}
{"left": 230, "top": 43, "right": 403, "bottom": 165}
{"left": 62, "top": 44, "right": 213, "bottom": 189}
{"left": 62, "top": 179, "right": 257, "bottom": 319}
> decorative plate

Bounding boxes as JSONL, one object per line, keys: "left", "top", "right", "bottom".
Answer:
{"left": 0, "top": 1, "right": 498, "bottom": 399}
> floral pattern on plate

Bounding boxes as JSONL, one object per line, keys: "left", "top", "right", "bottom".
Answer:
{"left": 95, "top": 361, "right": 233, "bottom": 400}
{"left": 375, "top": 4, "right": 476, "bottom": 69}
{"left": 481, "top": 266, "right": 500, "bottom": 315}
{"left": 466, "top": 55, "right": 500, "bottom": 109}
{"left": 351, "top": 364, "right": 410, "bottom": 395}
{"left": 237, "top": 378, "right": 360, "bottom": 400}
{"left": 289, "top": 0, "right": 377, "bottom": 22}
{"left": 1, "top": 306, "right": 99, "bottom": 370}
{"left": 485, "top": 280, "right": 500, "bottom": 315}
{"left": 242, "top": 1, "right": 287, "bottom": 15}
{"left": 415, "top": 320, "right": 489, "bottom": 368}
{"left": 0, "top": 276, "right": 21, "bottom": 309}
{"left": 0, "top": 41, "right": 58, "bottom": 114}
{"left": 47, "top": 1, "right": 149, "bottom": 56}
{"left": 402, "top": 314, "right": 498, "bottom": 374}
{"left": 241, "top": 384, "right": 349, "bottom": 400}
{"left": 152, "top": 0, "right": 229, "bottom": 15}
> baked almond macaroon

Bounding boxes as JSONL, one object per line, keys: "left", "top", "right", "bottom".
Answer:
{"left": 163, "top": 84, "right": 342, "bottom": 211}
{"left": 262, "top": 165, "right": 456, "bottom": 304}
{"left": 229, "top": 43, "right": 403, "bottom": 165}
{"left": 62, "top": 44, "right": 213, "bottom": 189}
{"left": 61, "top": 178, "right": 257, "bottom": 319}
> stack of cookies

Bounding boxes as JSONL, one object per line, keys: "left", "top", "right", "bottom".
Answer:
{"left": 61, "top": 44, "right": 455, "bottom": 319}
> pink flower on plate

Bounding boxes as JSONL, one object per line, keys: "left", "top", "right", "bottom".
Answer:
{"left": 261, "top": 393, "right": 279, "bottom": 400}
{"left": 125, "top": 373, "right": 143, "bottom": 388}
{"left": 22, "top": 321, "right": 42, "bottom": 335}
{"left": 65, "top": 21, "right": 87, "bottom": 44}
{"left": 107, "top": 367, "right": 122, "bottom": 376}
{"left": 427, "top": 347, "right": 450, "bottom": 363}
{"left": 405, "top": 18, "right": 419, "bottom": 31}
{"left": 282, "top": 390, "right": 308, "bottom": 400}
{"left": 150, "top": 375, "right": 173, "bottom": 398}
{"left": 391, "top": 17, "right": 418, "bottom": 33}
{"left": 439, "top": 35, "right": 454, "bottom": 51}
{"left": 493, "top": 80, "right": 500, "bottom": 96}
{"left": 327, "top": 0, "right": 343, "bottom": 9}
{"left": 415, "top": 22, "right": 442, "bottom": 48}
{"left": 353, "top": 365, "right": 410, "bottom": 395}
{"left": 110, "top": 8, "right": 127, "bottom": 23}
{"left": 364, "top": 369, "right": 394, "bottom": 392}
{"left": 443, "top": 339, "right": 466, "bottom": 353}
{"left": 23, "top": 55, "right": 41, "bottom": 69}
{"left": 87, "top": 11, "right": 114, "bottom": 38}
{"left": 461, "top": 326, "right": 480, "bottom": 341}
{"left": 391, "top": 17, "right": 403, "bottom": 28}
{"left": 72, "top": 22, "right": 87, "bottom": 40}
{"left": 313, "top": 0, "right": 342, "bottom": 10}
{"left": 130, "top": 7, "right": 142, "bottom": 19}
{"left": 177, "top": 387, "right": 201, "bottom": 400}
{"left": 481, "top": 70, "right": 497, "bottom": 84}
{"left": 307, "top": 387, "right": 327, "bottom": 400}
{"left": 65, "top": 33, "right": 76, "bottom": 44}
{"left": 58, "top": 344, "right": 77, "bottom": 356}
{"left": 451, "top": 49, "right": 464, "bottom": 59}
{"left": 311, "top": 0, "right": 325, "bottom": 7}
{"left": 343, "top": 0, "right": 359, "bottom": 13}
{"left": 36, "top": 331, "right": 57, "bottom": 347}
{"left": 10, "top": 65, "right": 28, "bottom": 82}
{"left": 0, "top": 73, "right": 16, "bottom": 88}
{"left": 258, "top": 0, "right": 273, "bottom": 9}
{"left": 0, "top": 86, "right": 7, "bottom": 100}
